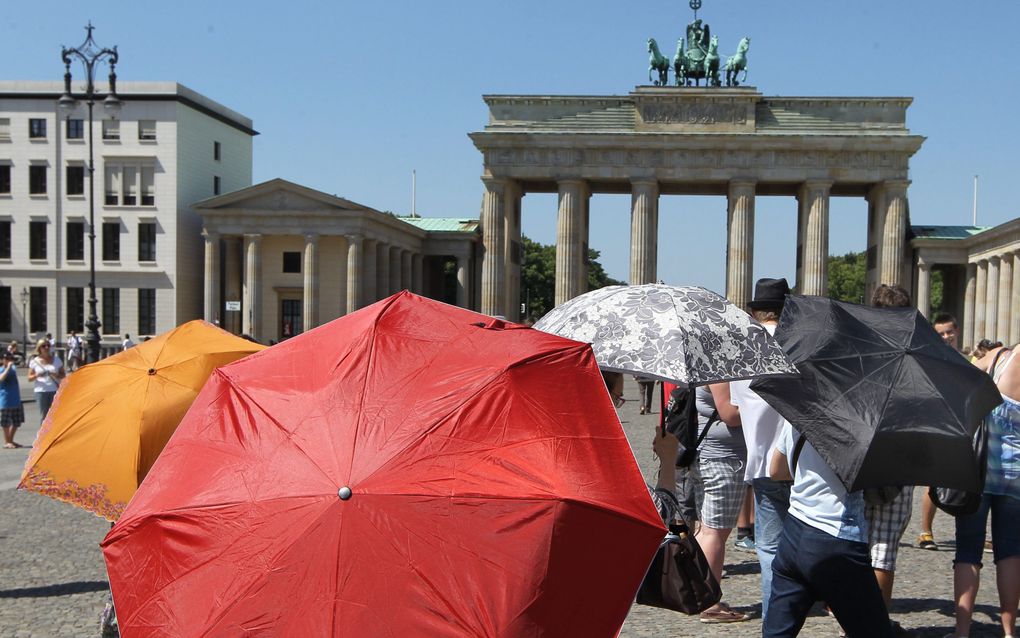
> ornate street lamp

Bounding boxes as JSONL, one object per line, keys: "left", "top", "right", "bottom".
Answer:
{"left": 57, "top": 23, "right": 121, "bottom": 364}
{"left": 19, "top": 287, "right": 28, "bottom": 360}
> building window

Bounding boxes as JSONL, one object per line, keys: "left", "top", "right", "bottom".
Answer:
{"left": 102, "top": 288, "right": 119, "bottom": 335}
{"left": 0, "top": 165, "right": 10, "bottom": 194}
{"left": 105, "top": 163, "right": 155, "bottom": 206}
{"left": 138, "top": 222, "right": 156, "bottom": 262}
{"left": 30, "top": 287, "right": 47, "bottom": 332}
{"left": 282, "top": 251, "right": 301, "bottom": 273}
{"left": 29, "top": 221, "right": 47, "bottom": 260}
{"left": 138, "top": 288, "right": 156, "bottom": 335}
{"left": 0, "top": 118, "right": 9, "bottom": 141}
{"left": 213, "top": 175, "right": 221, "bottom": 195}
{"left": 66, "top": 119, "right": 84, "bottom": 140}
{"left": 0, "top": 221, "right": 9, "bottom": 259}
{"left": 0, "top": 287, "right": 9, "bottom": 333}
{"left": 102, "top": 119, "right": 120, "bottom": 140}
{"left": 66, "top": 287, "right": 84, "bottom": 333}
{"left": 66, "top": 165, "right": 85, "bottom": 196}
{"left": 213, "top": 141, "right": 221, "bottom": 161}
{"left": 138, "top": 120, "right": 156, "bottom": 141}
{"left": 29, "top": 118, "right": 46, "bottom": 139}
{"left": 29, "top": 165, "right": 47, "bottom": 195}
{"left": 102, "top": 222, "right": 120, "bottom": 261}
{"left": 66, "top": 222, "right": 85, "bottom": 261}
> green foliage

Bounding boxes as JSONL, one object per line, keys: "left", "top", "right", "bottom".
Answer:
{"left": 520, "top": 236, "right": 624, "bottom": 320}
{"left": 930, "top": 268, "right": 944, "bottom": 312}
{"left": 828, "top": 251, "right": 867, "bottom": 304}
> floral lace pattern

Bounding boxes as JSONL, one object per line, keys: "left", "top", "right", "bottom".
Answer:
{"left": 534, "top": 284, "right": 796, "bottom": 385}
{"left": 19, "top": 466, "right": 124, "bottom": 521}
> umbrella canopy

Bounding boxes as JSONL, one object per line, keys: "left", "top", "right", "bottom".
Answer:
{"left": 534, "top": 284, "right": 796, "bottom": 386}
{"left": 19, "top": 321, "right": 265, "bottom": 520}
{"left": 101, "top": 292, "right": 664, "bottom": 637}
{"left": 750, "top": 296, "right": 1003, "bottom": 492}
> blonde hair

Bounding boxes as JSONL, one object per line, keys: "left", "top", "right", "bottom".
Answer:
{"left": 33, "top": 339, "right": 51, "bottom": 358}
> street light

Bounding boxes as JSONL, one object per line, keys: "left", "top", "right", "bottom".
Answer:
{"left": 57, "top": 22, "right": 121, "bottom": 364}
{"left": 19, "top": 288, "right": 28, "bottom": 360}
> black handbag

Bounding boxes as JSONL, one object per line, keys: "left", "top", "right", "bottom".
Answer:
{"left": 635, "top": 519, "right": 722, "bottom": 615}
{"left": 929, "top": 348, "right": 1008, "bottom": 517}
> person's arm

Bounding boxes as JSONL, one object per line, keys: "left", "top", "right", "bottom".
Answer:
{"left": 53, "top": 357, "right": 65, "bottom": 381}
{"left": 27, "top": 359, "right": 38, "bottom": 382}
{"left": 708, "top": 383, "right": 741, "bottom": 427}
{"left": 652, "top": 428, "right": 680, "bottom": 492}
{"left": 0, "top": 362, "right": 12, "bottom": 382}
{"left": 770, "top": 447, "right": 792, "bottom": 482}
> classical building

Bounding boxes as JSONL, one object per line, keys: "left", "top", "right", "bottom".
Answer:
{"left": 195, "top": 179, "right": 479, "bottom": 343}
{"left": 911, "top": 219, "right": 1020, "bottom": 350}
{"left": 0, "top": 81, "right": 254, "bottom": 346}
{"left": 470, "top": 87, "right": 925, "bottom": 320}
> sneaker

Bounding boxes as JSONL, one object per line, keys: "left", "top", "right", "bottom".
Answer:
{"left": 917, "top": 532, "right": 938, "bottom": 550}
{"left": 733, "top": 536, "right": 756, "bottom": 553}
{"left": 984, "top": 540, "right": 993, "bottom": 553}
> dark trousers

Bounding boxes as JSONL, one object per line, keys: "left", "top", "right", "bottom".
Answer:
{"left": 637, "top": 381, "right": 655, "bottom": 412}
{"left": 764, "top": 515, "right": 892, "bottom": 638}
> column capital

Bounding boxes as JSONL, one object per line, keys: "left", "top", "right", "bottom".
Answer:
{"left": 481, "top": 176, "right": 508, "bottom": 193}
{"left": 202, "top": 228, "right": 220, "bottom": 241}
{"left": 303, "top": 232, "right": 320, "bottom": 245}
{"left": 630, "top": 177, "right": 659, "bottom": 188}
{"left": 728, "top": 178, "right": 757, "bottom": 190}
{"left": 882, "top": 179, "right": 911, "bottom": 194}
{"left": 345, "top": 233, "right": 364, "bottom": 243}
{"left": 244, "top": 233, "right": 263, "bottom": 244}
{"left": 990, "top": 254, "right": 1001, "bottom": 265}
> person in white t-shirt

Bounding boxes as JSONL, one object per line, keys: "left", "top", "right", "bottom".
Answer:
{"left": 729, "top": 277, "right": 791, "bottom": 625}
{"left": 764, "top": 422, "right": 892, "bottom": 637}
{"left": 122, "top": 334, "right": 135, "bottom": 350}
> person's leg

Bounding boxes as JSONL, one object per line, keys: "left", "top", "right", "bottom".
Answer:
{"left": 815, "top": 534, "right": 893, "bottom": 638}
{"left": 762, "top": 517, "right": 815, "bottom": 638}
{"left": 952, "top": 494, "right": 991, "bottom": 637}
{"left": 867, "top": 486, "right": 913, "bottom": 610}
{"left": 753, "top": 477, "right": 790, "bottom": 624}
{"left": 37, "top": 391, "right": 54, "bottom": 421}
{"left": 2, "top": 424, "right": 15, "bottom": 446}
{"left": 991, "top": 494, "right": 1020, "bottom": 637}
{"left": 918, "top": 488, "right": 938, "bottom": 549}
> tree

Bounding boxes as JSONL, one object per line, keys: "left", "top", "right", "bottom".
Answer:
{"left": 520, "top": 236, "right": 624, "bottom": 320}
{"left": 827, "top": 251, "right": 866, "bottom": 304}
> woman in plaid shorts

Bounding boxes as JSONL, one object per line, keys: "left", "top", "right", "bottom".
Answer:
{"left": 691, "top": 383, "right": 750, "bottom": 624}
{"left": 0, "top": 350, "right": 24, "bottom": 448}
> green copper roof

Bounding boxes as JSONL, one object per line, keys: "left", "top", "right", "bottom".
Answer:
{"left": 399, "top": 217, "right": 479, "bottom": 233}
{"left": 910, "top": 225, "right": 989, "bottom": 240}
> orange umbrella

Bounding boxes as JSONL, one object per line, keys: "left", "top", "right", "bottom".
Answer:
{"left": 19, "top": 320, "right": 265, "bottom": 521}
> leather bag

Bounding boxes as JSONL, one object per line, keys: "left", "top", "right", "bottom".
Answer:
{"left": 635, "top": 519, "right": 722, "bottom": 614}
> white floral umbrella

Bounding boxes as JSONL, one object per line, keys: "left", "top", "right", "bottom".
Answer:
{"left": 533, "top": 284, "right": 797, "bottom": 386}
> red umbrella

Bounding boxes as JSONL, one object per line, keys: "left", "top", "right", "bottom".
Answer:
{"left": 102, "top": 292, "right": 664, "bottom": 637}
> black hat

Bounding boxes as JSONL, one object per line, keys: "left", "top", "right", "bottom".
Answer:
{"left": 747, "top": 277, "right": 790, "bottom": 310}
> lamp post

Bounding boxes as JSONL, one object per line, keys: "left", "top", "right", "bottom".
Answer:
{"left": 19, "top": 288, "right": 28, "bottom": 360}
{"left": 57, "top": 23, "right": 121, "bottom": 365}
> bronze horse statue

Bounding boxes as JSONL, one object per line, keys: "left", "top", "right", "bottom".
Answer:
{"left": 647, "top": 38, "right": 670, "bottom": 86}
{"left": 674, "top": 34, "right": 720, "bottom": 87}
{"left": 725, "top": 37, "right": 750, "bottom": 87}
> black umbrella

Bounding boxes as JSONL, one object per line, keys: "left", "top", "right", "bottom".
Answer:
{"left": 750, "top": 295, "right": 1002, "bottom": 493}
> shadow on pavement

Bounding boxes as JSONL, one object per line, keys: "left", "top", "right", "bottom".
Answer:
{"left": 0, "top": 580, "right": 110, "bottom": 598}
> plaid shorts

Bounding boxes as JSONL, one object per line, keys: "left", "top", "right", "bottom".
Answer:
{"left": 0, "top": 405, "right": 24, "bottom": 428}
{"left": 865, "top": 485, "right": 914, "bottom": 571}
{"left": 693, "top": 455, "right": 746, "bottom": 530}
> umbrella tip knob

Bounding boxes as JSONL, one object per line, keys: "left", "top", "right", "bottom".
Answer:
{"left": 338, "top": 486, "right": 353, "bottom": 501}
{"left": 147, "top": 368, "right": 156, "bottom": 376}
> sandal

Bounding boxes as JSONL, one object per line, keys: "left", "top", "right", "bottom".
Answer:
{"left": 699, "top": 604, "right": 750, "bottom": 624}
{"left": 917, "top": 532, "right": 938, "bottom": 550}
{"left": 3, "top": 442, "right": 18, "bottom": 449}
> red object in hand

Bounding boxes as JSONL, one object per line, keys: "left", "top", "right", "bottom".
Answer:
{"left": 102, "top": 292, "right": 664, "bottom": 637}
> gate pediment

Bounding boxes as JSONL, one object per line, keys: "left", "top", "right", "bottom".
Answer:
{"left": 633, "top": 87, "right": 758, "bottom": 133}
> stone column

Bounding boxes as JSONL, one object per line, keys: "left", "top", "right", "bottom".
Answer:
{"left": 502, "top": 182, "right": 523, "bottom": 321}
{"left": 630, "top": 179, "right": 659, "bottom": 286}
{"left": 997, "top": 254, "right": 1012, "bottom": 345}
{"left": 389, "top": 246, "right": 402, "bottom": 294}
{"left": 242, "top": 234, "right": 262, "bottom": 340}
{"left": 202, "top": 230, "right": 220, "bottom": 323}
{"left": 987, "top": 257, "right": 1000, "bottom": 341}
{"left": 401, "top": 250, "right": 412, "bottom": 292}
{"left": 974, "top": 260, "right": 988, "bottom": 342}
{"left": 725, "top": 180, "right": 755, "bottom": 308}
{"left": 224, "top": 237, "right": 244, "bottom": 334}
{"left": 377, "top": 242, "right": 390, "bottom": 298}
{"left": 412, "top": 253, "right": 423, "bottom": 295}
{"left": 1012, "top": 252, "right": 1020, "bottom": 345}
{"left": 302, "top": 234, "right": 319, "bottom": 331}
{"left": 963, "top": 262, "right": 977, "bottom": 351}
{"left": 480, "top": 177, "right": 506, "bottom": 316}
{"left": 879, "top": 180, "right": 909, "bottom": 286}
{"left": 346, "top": 234, "right": 363, "bottom": 313}
{"left": 556, "top": 179, "right": 589, "bottom": 306}
{"left": 916, "top": 258, "right": 931, "bottom": 318}
{"left": 797, "top": 181, "right": 831, "bottom": 296}
{"left": 362, "top": 239, "right": 377, "bottom": 304}
{"left": 456, "top": 250, "right": 470, "bottom": 309}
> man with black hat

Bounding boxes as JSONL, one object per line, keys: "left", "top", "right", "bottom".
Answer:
{"left": 728, "top": 277, "right": 792, "bottom": 625}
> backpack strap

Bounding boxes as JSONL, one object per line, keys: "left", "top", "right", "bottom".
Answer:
{"left": 990, "top": 347, "right": 1014, "bottom": 382}
{"left": 790, "top": 435, "right": 807, "bottom": 475}
{"left": 692, "top": 410, "right": 720, "bottom": 449}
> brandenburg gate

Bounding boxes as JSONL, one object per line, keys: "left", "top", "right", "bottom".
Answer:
{"left": 470, "top": 87, "right": 925, "bottom": 320}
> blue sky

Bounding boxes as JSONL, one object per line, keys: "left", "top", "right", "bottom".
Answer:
{"left": 3, "top": 1, "right": 1017, "bottom": 293}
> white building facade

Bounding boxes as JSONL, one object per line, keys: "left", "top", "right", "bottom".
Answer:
{"left": 0, "top": 81, "right": 255, "bottom": 349}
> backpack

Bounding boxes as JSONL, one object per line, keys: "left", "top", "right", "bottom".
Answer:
{"left": 663, "top": 386, "right": 718, "bottom": 468}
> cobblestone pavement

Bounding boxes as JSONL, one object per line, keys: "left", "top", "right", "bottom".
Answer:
{"left": 0, "top": 378, "right": 1009, "bottom": 637}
